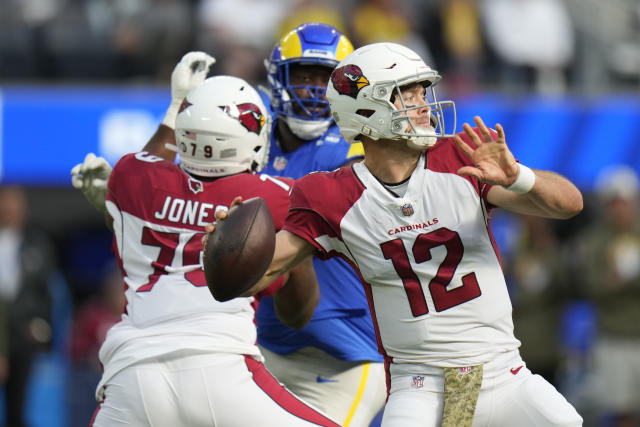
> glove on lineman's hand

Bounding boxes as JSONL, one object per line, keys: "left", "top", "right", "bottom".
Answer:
{"left": 70, "top": 153, "right": 112, "bottom": 212}
{"left": 162, "top": 51, "right": 216, "bottom": 128}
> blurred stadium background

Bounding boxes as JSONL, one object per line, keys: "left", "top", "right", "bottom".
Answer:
{"left": 1, "top": 0, "right": 639, "bottom": 426}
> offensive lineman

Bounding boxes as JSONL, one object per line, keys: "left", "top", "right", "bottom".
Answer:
{"left": 73, "top": 55, "right": 339, "bottom": 426}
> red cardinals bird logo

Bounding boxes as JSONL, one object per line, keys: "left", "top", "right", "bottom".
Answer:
{"left": 237, "top": 103, "right": 265, "bottom": 134}
{"left": 178, "top": 98, "right": 192, "bottom": 114}
{"left": 188, "top": 177, "right": 203, "bottom": 194}
{"left": 331, "top": 65, "right": 370, "bottom": 99}
{"left": 220, "top": 103, "right": 265, "bottom": 134}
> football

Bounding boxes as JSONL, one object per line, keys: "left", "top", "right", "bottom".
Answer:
{"left": 204, "top": 197, "right": 276, "bottom": 302}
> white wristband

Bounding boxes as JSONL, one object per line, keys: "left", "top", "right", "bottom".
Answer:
{"left": 505, "top": 164, "right": 535, "bottom": 194}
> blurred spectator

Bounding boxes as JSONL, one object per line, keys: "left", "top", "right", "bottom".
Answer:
{"left": 556, "top": 299, "right": 597, "bottom": 424}
{"left": 350, "top": 0, "right": 410, "bottom": 44}
{"left": 276, "top": 0, "right": 349, "bottom": 38}
{"left": 39, "top": 0, "right": 114, "bottom": 80}
{"left": 69, "top": 264, "right": 124, "bottom": 371}
{"left": 0, "top": 186, "right": 55, "bottom": 427}
{"left": 0, "top": 0, "right": 64, "bottom": 78}
{"left": 348, "top": 0, "right": 433, "bottom": 66}
{"left": 418, "top": 0, "right": 485, "bottom": 96}
{"left": 575, "top": 165, "right": 640, "bottom": 427}
{"left": 439, "top": 0, "right": 484, "bottom": 94}
{"left": 68, "top": 263, "right": 124, "bottom": 426}
{"left": 479, "top": 0, "right": 575, "bottom": 94}
{"left": 97, "top": 0, "right": 193, "bottom": 81}
{"left": 196, "top": 0, "right": 293, "bottom": 83}
{"left": 2, "top": 0, "right": 640, "bottom": 94}
{"left": 565, "top": 0, "right": 640, "bottom": 94}
{"left": 507, "top": 215, "right": 574, "bottom": 386}
{"left": 0, "top": 0, "right": 193, "bottom": 82}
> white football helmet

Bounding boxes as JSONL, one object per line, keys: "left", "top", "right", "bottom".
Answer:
{"left": 326, "top": 42, "right": 456, "bottom": 149}
{"left": 175, "top": 76, "right": 270, "bottom": 177}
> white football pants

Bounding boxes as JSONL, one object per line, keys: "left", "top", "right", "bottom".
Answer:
{"left": 382, "top": 350, "right": 583, "bottom": 427}
{"left": 90, "top": 352, "right": 339, "bottom": 426}
{"left": 260, "top": 345, "right": 387, "bottom": 427}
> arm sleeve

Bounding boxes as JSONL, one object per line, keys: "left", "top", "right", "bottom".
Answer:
{"left": 281, "top": 180, "right": 341, "bottom": 261}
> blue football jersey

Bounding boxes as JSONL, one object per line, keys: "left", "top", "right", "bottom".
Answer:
{"left": 257, "top": 89, "right": 381, "bottom": 362}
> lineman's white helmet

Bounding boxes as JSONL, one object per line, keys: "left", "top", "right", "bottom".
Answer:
{"left": 175, "top": 76, "right": 270, "bottom": 177}
{"left": 326, "top": 42, "right": 456, "bottom": 149}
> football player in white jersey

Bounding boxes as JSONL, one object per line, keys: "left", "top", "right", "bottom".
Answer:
{"left": 205, "top": 43, "right": 584, "bottom": 427}
{"left": 72, "top": 54, "right": 339, "bottom": 427}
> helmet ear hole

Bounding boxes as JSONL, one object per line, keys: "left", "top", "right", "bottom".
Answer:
{"left": 356, "top": 109, "right": 375, "bottom": 118}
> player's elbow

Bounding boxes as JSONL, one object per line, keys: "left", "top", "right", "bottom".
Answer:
{"left": 275, "top": 292, "right": 318, "bottom": 329}
{"left": 555, "top": 190, "right": 584, "bottom": 219}
{"left": 277, "top": 311, "right": 310, "bottom": 330}
{"left": 564, "top": 198, "right": 583, "bottom": 219}
{"left": 273, "top": 279, "right": 320, "bottom": 329}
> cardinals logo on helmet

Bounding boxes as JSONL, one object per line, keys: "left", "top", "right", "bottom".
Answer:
{"left": 331, "top": 65, "right": 370, "bottom": 99}
{"left": 220, "top": 103, "right": 265, "bottom": 134}
{"left": 178, "top": 99, "right": 192, "bottom": 114}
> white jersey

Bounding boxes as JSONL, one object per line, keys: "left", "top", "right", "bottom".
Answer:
{"left": 284, "top": 136, "right": 520, "bottom": 369}
{"left": 97, "top": 152, "right": 293, "bottom": 399}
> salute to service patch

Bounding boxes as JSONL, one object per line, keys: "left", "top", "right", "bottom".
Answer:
{"left": 442, "top": 365, "right": 483, "bottom": 427}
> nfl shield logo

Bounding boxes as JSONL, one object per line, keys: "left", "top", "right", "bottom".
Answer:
{"left": 273, "top": 156, "right": 288, "bottom": 171}
{"left": 401, "top": 203, "right": 414, "bottom": 216}
{"left": 411, "top": 375, "right": 424, "bottom": 388}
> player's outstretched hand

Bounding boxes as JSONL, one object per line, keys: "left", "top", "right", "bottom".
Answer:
{"left": 453, "top": 116, "right": 520, "bottom": 187}
{"left": 162, "top": 51, "right": 216, "bottom": 128}
{"left": 70, "top": 153, "right": 112, "bottom": 212}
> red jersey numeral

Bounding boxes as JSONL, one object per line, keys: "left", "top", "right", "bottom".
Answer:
{"left": 138, "top": 227, "right": 206, "bottom": 292}
{"left": 184, "top": 234, "right": 206, "bottom": 287}
{"left": 380, "top": 228, "right": 481, "bottom": 317}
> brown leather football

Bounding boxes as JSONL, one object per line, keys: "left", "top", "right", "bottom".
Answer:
{"left": 204, "top": 197, "right": 275, "bottom": 301}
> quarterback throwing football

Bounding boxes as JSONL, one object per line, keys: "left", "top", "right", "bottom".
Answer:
{"left": 206, "top": 43, "right": 584, "bottom": 427}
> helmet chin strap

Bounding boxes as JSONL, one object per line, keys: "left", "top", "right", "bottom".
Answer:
{"left": 164, "top": 143, "right": 178, "bottom": 152}
{"left": 284, "top": 116, "right": 331, "bottom": 140}
{"left": 406, "top": 127, "right": 437, "bottom": 149}
{"left": 407, "top": 135, "right": 437, "bottom": 150}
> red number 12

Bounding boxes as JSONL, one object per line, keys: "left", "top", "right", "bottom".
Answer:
{"left": 380, "top": 228, "right": 481, "bottom": 317}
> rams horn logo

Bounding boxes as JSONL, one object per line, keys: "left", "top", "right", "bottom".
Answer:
{"left": 220, "top": 103, "right": 265, "bottom": 134}
{"left": 331, "top": 65, "right": 370, "bottom": 99}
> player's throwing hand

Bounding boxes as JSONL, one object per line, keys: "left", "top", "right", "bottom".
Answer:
{"left": 202, "top": 196, "right": 243, "bottom": 247}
